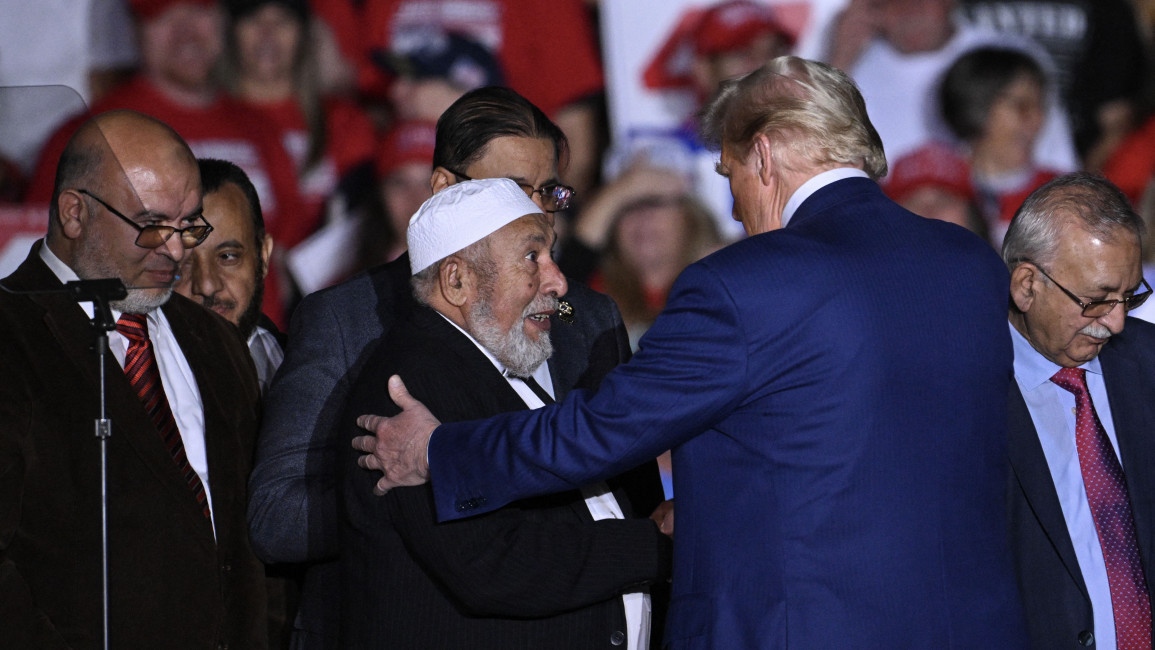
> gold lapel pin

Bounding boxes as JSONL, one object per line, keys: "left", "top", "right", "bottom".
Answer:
{"left": 556, "top": 299, "right": 575, "bottom": 325}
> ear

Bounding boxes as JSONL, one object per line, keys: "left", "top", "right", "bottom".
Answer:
{"left": 438, "top": 256, "right": 471, "bottom": 307}
{"left": 259, "top": 233, "right": 274, "bottom": 280}
{"left": 55, "top": 189, "right": 87, "bottom": 240}
{"left": 1009, "top": 263, "right": 1038, "bottom": 313}
{"left": 752, "top": 133, "right": 775, "bottom": 186}
{"left": 430, "top": 167, "right": 456, "bottom": 194}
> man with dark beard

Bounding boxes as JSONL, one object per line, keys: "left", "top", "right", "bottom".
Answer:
{"left": 175, "top": 158, "right": 282, "bottom": 393}
{"left": 0, "top": 110, "right": 265, "bottom": 648}
{"left": 338, "top": 178, "right": 672, "bottom": 649}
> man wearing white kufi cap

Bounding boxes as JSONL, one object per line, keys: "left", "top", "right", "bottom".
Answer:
{"left": 337, "top": 177, "right": 674, "bottom": 649}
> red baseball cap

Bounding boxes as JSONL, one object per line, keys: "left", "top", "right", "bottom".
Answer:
{"left": 694, "top": 1, "right": 795, "bottom": 56}
{"left": 129, "top": 0, "right": 219, "bottom": 21}
{"left": 377, "top": 121, "right": 437, "bottom": 178}
{"left": 884, "top": 142, "right": 975, "bottom": 203}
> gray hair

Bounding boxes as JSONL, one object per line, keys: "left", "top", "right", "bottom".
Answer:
{"left": 410, "top": 238, "right": 495, "bottom": 306}
{"left": 700, "top": 56, "right": 887, "bottom": 179}
{"left": 1001, "top": 173, "right": 1144, "bottom": 270}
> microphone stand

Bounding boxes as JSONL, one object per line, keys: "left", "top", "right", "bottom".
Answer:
{"left": 65, "top": 278, "right": 126, "bottom": 650}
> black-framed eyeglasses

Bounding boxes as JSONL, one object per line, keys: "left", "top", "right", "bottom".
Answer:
{"left": 79, "top": 189, "right": 213, "bottom": 249}
{"left": 445, "top": 169, "right": 575, "bottom": 212}
{"left": 1032, "top": 263, "right": 1152, "bottom": 318}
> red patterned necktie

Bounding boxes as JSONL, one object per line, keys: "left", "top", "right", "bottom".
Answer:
{"left": 1052, "top": 366, "right": 1151, "bottom": 649}
{"left": 116, "top": 314, "right": 211, "bottom": 519}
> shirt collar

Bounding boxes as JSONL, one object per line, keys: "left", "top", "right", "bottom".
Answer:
{"left": 436, "top": 311, "right": 511, "bottom": 376}
{"left": 40, "top": 240, "right": 80, "bottom": 284}
{"left": 782, "top": 168, "right": 870, "bottom": 227}
{"left": 1009, "top": 321, "right": 1103, "bottom": 391}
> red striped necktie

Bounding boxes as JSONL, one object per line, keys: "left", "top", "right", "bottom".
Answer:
{"left": 1052, "top": 366, "right": 1151, "bottom": 649}
{"left": 116, "top": 313, "right": 211, "bottom": 520}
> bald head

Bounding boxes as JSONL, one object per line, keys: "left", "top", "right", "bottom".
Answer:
{"left": 48, "top": 110, "right": 205, "bottom": 313}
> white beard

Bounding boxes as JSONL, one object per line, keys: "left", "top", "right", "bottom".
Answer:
{"left": 469, "top": 295, "right": 555, "bottom": 377}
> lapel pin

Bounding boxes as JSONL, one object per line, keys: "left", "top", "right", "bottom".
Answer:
{"left": 556, "top": 299, "right": 575, "bottom": 325}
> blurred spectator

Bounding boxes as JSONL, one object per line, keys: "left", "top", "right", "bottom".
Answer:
{"left": 959, "top": 0, "right": 1148, "bottom": 170}
{"left": 305, "top": 0, "right": 362, "bottom": 96}
{"left": 25, "top": 0, "right": 307, "bottom": 329}
{"left": 562, "top": 164, "right": 722, "bottom": 350}
{"left": 939, "top": 47, "right": 1058, "bottom": 247}
{"left": 223, "top": 0, "right": 377, "bottom": 252}
{"left": 0, "top": 0, "right": 138, "bottom": 176}
{"left": 612, "top": 0, "right": 795, "bottom": 240}
{"left": 359, "top": 120, "right": 437, "bottom": 270}
{"left": 883, "top": 141, "right": 985, "bottom": 237}
{"left": 827, "top": 0, "right": 1077, "bottom": 174}
{"left": 375, "top": 31, "right": 506, "bottom": 122}
{"left": 360, "top": 0, "right": 606, "bottom": 196}
{"left": 1102, "top": 116, "right": 1155, "bottom": 209}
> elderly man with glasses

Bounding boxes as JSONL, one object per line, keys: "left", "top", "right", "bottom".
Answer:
{"left": 0, "top": 109, "right": 267, "bottom": 648}
{"left": 1003, "top": 172, "right": 1155, "bottom": 650}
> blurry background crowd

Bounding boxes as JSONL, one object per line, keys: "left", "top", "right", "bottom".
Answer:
{"left": 4, "top": 0, "right": 1155, "bottom": 338}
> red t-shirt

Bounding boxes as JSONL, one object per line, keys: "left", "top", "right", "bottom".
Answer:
{"left": 242, "top": 96, "right": 377, "bottom": 224}
{"left": 360, "top": 0, "right": 604, "bottom": 115}
{"left": 1104, "top": 115, "right": 1155, "bottom": 204}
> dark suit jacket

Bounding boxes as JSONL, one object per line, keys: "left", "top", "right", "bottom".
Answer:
{"left": 246, "top": 254, "right": 634, "bottom": 647}
{"left": 338, "top": 305, "right": 670, "bottom": 648}
{"left": 1007, "top": 317, "right": 1155, "bottom": 649}
{"left": 0, "top": 243, "right": 266, "bottom": 649}
{"left": 427, "top": 177, "right": 1028, "bottom": 648}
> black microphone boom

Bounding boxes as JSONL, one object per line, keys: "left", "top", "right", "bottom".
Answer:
{"left": 64, "top": 278, "right": 128, "bottom": 303}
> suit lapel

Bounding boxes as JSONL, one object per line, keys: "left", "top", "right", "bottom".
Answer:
{"left": 1100, "top": 341, "right": 1155, "bottom": 580}
{"left": 1007, "top": 383, "right": 1090, "bottom": 600}
{"left": 547, "top": 318, "right": 586, "bottom": 401}
{"left": 164, "top": 298, "right": 234, "bottom": 544}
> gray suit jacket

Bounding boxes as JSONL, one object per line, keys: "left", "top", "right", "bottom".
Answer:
{"left": 247, "top": 254, "right": 635, "bottom": 647}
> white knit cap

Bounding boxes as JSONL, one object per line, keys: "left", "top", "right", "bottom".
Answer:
{"left": 407, "top": 178, "right": 543, "bottom": 275}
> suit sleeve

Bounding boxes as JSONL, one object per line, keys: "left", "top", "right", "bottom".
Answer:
{"left": 370, "top": 481, "right": 670, "bottom": 617}
{"left": 429, "top": 262, "right": 748, "bottom": 521}
{"left": 247, "top": 290, "right": 355, "bottom": 564}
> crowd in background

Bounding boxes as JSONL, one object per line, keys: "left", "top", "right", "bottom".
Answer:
{"left": 4, "top": 0, "right": 1155, "bottom": 337}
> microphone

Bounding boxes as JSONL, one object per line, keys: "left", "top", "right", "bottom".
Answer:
{"left": 64, "top": 278, "right": 127, "bottom": 303}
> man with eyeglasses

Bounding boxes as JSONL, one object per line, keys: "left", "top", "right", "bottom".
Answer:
{"left": 248, "top": 86, "right": 654, "bottom": 649}
{"left": 0, "top": 110, "right": 267, "bottom": 647}
{"left": 1003, "top": 172, "right": 1155, "bottom": 650}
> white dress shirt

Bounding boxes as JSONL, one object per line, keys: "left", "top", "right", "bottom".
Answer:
{"left": 781, "top": 168, "right": 870, "bottom": 227}
{"left": 1011, "top": 323, "right": 1122, "bottom": 649}
{"left": 40, "top": 243, "right": 215, "bottom": 536}
{"left": 439, "top": 313, "right": 650, "bottom": 650}
{"left": 247, "top": 325, "right": 284, "bottom": 395}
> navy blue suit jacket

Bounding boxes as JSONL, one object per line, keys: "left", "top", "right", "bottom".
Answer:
{"left": 427, "top": 177, "right": 1027, "bottom": 648}
{"left": 1007, "top": 317, "right": 1155, "bottom": 649}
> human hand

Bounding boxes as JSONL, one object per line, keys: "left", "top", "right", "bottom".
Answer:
{"left": 351, "top": 375, "right": 441, "bottom": 495}
{"left": 649, "top": 499, "right": 674, "bottom": 537}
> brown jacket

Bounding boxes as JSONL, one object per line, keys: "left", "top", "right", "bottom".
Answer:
{"left": 0, "top": 243, "right": 266, "bottom": 649}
